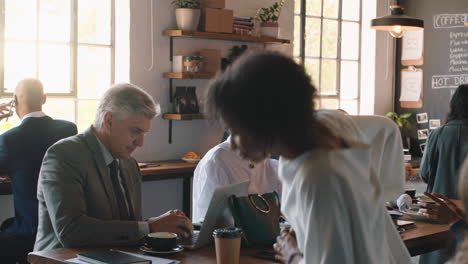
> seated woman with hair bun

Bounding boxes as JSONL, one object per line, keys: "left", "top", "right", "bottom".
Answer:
{"left": 205, "top": 51, "right": 411, "bottom": 264}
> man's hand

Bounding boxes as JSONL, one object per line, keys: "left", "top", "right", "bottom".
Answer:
{"left": 0, "top": 101, "right": 13, "bottom": 121}
{"left": 148, "top": 210, "right": 193, "bottom": 238}
{"left": 418, "top": 192, "right": 463, "bottom": 225}
{"left": 273, "top": 228, "right": 303, "bottom": 264}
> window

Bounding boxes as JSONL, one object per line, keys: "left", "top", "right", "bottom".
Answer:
{"left": 294, "top": 0, "right": 361, "bottom": 114}
{"left": 0, "top": 0, "right": 114, "bottom": 132}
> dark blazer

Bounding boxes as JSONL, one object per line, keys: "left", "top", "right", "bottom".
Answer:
{"left": 0, "top": 116, "right": 77, "bottom": 236}
{"left": 34, "top": 127, "right": 143, "bottom": 251}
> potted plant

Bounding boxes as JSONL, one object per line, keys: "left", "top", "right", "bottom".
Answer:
{"left": 255, "top": 0, "right": 286, "bottom": 38}
{"left": 385, "top": 112, "right": 412, "bottom": 150}
{"left": 172, "top": 0, "right": 201, "bottom": 32}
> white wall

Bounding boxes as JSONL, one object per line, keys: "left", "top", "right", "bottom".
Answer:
{"left": 130, "top": 0, "right": 294, "bottom": 216}
{"left": 129, "top": 0, "right": 293, "bottom": 164}
{"left": 373, "top": 0, "right": 397, "bottom": 115}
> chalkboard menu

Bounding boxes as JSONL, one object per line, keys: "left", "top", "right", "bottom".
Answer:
{"left": 395, "top": 0, "right": 468, "bottom": 156}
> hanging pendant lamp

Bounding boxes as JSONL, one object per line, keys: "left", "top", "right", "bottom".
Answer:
{"left": 371, "top": 5, "right": 424, "bottom": 38}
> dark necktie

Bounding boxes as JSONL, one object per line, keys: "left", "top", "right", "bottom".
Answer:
{"left": 109, "top": 159, "right": 131, "bottom": 220}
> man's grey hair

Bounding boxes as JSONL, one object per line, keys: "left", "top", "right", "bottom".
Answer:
{"left": 93, "top": 83, "right": 160, "bottom": 128}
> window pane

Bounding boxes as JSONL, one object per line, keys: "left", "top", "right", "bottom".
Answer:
{"left": 339, "top": 100, "right": 358, "bottom": 114}
{"left": 320, "top": 98, "right": 339, "bottom": 109}
{"left": 342, "top": 0, "right": 360, "bottom": 21}
{"left": 341, "top": 22, "right": 359, "bottom": 60}
{"left": 39, "top": 0, "right": 71, "bottom": 42}
{"left": 322, "top": 19, "right": 338, "bottom": 58}
{"left": 294, "top": 16, "right": 301, "bottom": 57}
{"left": 305, "top": 18, "right": 321, "bottom": 57}
{"left": 78, "top": 46, "right": 111, "bottom": 99}
{"left": 306, "top": 0, "right": 321, "bottom": 16}
{"left": 323, "top": 0, "right": 339, "bottom": 18}
{"left": 5, "top": 0, "right": 37, "bottom": 41}
{"left": 39, "top": 44, "right": 71, "bottom": 93}
{"left": 340, "top": 61, "right": 359, "bottom": 99}
{"left": 295, "top": 0, "right": 301, "bottom": 14}
{"left": 77, "top": 100, "right": 98, "bottom": 133}
{"left": 320, "top": 59, "right": 337, "bottom": 95}
{"left": 4, "top": 42, "right": 36, "bottom": 93}
{"left": 43, "top": 98, "right": 75, "bottom": 122}
{"left": 78, "top": 0, "right": 111, "bottom": 44}
{"left": 304, "top": 59, "right": 320, "bottom": 88}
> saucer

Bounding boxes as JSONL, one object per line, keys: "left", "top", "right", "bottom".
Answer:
{"left": 415, "top": 195, "right": 436, "bottom": 204}
{"left": 182, "top": 157, "right": 201, "bottom": 163}
{"left": 139, "top": 245, "right": 184, "bottom": 255}
{"left": 400, "top": 208, "right": 431, "bottom": 221}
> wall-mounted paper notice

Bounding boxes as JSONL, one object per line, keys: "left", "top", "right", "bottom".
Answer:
{"left": 400, "top": 70, "right": 423, "bottom": 101}
{"left": 402, "top": 30, "right": 424, "bottom": 60}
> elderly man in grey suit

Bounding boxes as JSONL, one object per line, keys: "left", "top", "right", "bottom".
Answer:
{"left": 34, "top": 83, "right": 193, "bottom": 250}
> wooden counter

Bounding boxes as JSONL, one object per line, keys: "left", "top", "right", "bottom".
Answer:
{"left": 0, "top": 160, "right": 198, "bottom": 216}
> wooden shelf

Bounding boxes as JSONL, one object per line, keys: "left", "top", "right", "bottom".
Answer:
{"left": 162, "top": 113, "right": 204, "bottom": 120}
{"left": 163, "top": 72, "right": 215, "bottom": 79}
{"left": 163, "top": 30, "right": 290, "bottom": 44}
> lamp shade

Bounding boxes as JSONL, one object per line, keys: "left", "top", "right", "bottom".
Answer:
{"left": 371, "top": 6, "right": 424, "bottom": 38}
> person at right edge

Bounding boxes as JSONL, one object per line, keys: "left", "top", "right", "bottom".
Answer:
{"left": 419, "top": 84, "right": 468, "bottom": 264}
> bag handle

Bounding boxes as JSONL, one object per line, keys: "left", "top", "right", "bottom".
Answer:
{"left": 248, "top": 194, "right": 271, "bottom": 214}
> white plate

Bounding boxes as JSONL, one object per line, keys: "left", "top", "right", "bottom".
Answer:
{"left": 139, "top": 245, "right": 184, "bottom": 255}
{"left": 182, "top": 157, "right": 201, "bottom": 163}
{"left": 400, "top": 209, "right": 431, "bottom": 221}
{"left": 415, "top": 195, "right": 436, "bottom": 204}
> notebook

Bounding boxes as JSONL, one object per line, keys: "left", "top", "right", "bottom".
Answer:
{"left": 77, "top": 250, "right": 150, "bottom": 264}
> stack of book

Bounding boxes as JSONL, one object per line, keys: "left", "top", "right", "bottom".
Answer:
{"left": 233, "top": 16, "right": 254, "bottom": 35}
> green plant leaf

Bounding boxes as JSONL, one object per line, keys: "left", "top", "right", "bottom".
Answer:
{"left": 400, "top": 113, "right": 412, "bottom": 118}
{"left": 385, "top": 112, "right": 396, "bottom": 119}
{"left": 395, "top": 119, "right": 403, "bottom": 128}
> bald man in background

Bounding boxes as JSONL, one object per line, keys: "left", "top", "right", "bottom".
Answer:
{"left": 0, "top": 79, "right": 77, "bottom": 264}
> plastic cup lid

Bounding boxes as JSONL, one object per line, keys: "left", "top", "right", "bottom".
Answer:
{"left": 212, "top": 227, "right": 243, "bottom": 238}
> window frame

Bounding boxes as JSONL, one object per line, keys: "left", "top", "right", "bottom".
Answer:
{"left": 295, "top": 0, "right": 362, "bottom": 113}
{"left": 0, "top": 0, "right": 116, "bottom": 98}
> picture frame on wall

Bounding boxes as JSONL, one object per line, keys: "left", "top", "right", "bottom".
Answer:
{"left": 416, "top": 113, "right": 428, "bottom": 124}
{"left": 429, "top": 119, "right": 441, "bottom": 130}
{"left": 418, "top": 129, "right": 429, "bottom": 140}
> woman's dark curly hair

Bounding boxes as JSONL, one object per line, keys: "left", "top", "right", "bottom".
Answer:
{"left": 447, "top": 84, "right": 468, "bottom": 123}
{"left": 206, "top": 51, "right": 318, "bottom": 150}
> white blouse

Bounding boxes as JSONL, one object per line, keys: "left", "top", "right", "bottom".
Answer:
{"left": 279, "top": 147, "right": 411, "bottom": 264}
{"left": 192, "top": 139, "right": 281, "bottom": 222}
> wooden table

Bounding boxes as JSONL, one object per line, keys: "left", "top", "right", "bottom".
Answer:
{"left": 401, "top": 200, "right": 461, "bottom": 256}
{"left": 28, "top": 246, "right": 275, "bottom": 264}
{"left": 0, "top": 160, "right": 197, "bottom": 216}
{"left": 27, "top": 218, "right": 458, "bottom": 264}
{"left": 402, "top": 220, "right": 453, "bottom": 256}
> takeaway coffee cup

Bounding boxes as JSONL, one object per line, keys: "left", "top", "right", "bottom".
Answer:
{"left": 213, "top": 227, "right": 242, "bottom": 264}
{"left": 144, "top": 232, "right": 178, "bottom": 251}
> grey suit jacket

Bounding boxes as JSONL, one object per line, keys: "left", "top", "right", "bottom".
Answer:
{"left": 34, "top": 127, "right": 143, "bottom": 251}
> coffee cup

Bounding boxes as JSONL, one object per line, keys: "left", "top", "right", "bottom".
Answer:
{"left": 144, "top": 232, "right": 178, "bottom": 251}
{"left": 213, "top": 227, "right": 242, "bottom": 264}
{"left": 404, "top": 188, "right": 416, "bottom": 199}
